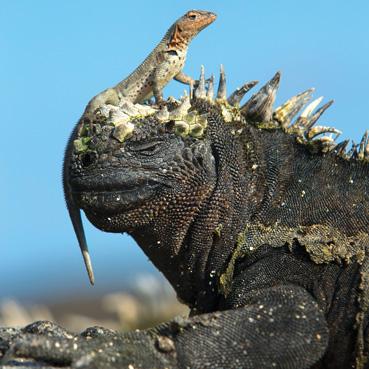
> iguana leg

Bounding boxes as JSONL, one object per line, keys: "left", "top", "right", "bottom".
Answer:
{"left": 1, "top": 285, "right": 328, "bottom": 369}
{"left": 171, "top": 285, "right": 329, "bottom": 369}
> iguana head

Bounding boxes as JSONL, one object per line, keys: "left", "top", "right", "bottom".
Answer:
{"left": 67, "top": 102, "right": 216, "bottom": 233}
{"left": 64, "top": 67, "right": 368, "bottom": 309}
{"left": 63, "top": 71, "right": 221, "bottom": 287}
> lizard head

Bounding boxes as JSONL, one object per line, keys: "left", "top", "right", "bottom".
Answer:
{"left": 172, "top": 10, "right": 217, "bottom": 43}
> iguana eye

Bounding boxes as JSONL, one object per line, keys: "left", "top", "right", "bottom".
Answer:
{"left": 130, "top": 141, "right": 162, "bottom": 155}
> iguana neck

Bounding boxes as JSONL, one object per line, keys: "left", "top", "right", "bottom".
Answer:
{"left": 130, "top": 110, "right": 259, "bottom": 312}
{"left": 130, "top": 174, "right": 251, "bottom": 312}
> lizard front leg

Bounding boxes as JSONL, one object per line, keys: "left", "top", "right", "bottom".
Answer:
{"left": 174, "top": 71, "right": 195, "bottom": 86}
{"left": 174, "top": 71, "right": 196, "bottom": 98}
{"left": 175, "top": 71, "right": 213, "bottom": 99}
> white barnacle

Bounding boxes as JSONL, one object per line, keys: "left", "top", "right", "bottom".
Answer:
{"left": 184, "top": 111, "right": 197, "bottom": 125}
{"left": 113, "top": 121, "right": 135, "bottom": 143}
{"left": 196, "top": 114, "right": 208, "bottom": 128}
{"left": 190, "top": 123, "right": 204, "bottom": 138}
{"left": 220, "top": 104, "right": 233, "bottom": 122}
{"left": 119, "top": 99, "right": 142, "bottom": 116}
{"left": 108, "top": 107, "right": 130, "bottom": 126}
{"left": 168, "top": 96, "right": 191, "bottom": 121}
{"left": 174, "top": 121, "right": 190, "bottom": 136}
{"left": 155, "top": 106, "right": 170, "bottom": 122}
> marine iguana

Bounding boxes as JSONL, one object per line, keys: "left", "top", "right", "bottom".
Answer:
{"left": 0, "top": 68, "right": 368, "bottom": 368}
{"left": 85, "top": 9, "right": 216, "bottom": 115}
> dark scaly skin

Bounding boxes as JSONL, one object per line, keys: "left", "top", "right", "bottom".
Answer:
{"left": 85, "top": 9, "right": 216, "bottom": 115}
{"left": 1, "top": 74, "right": 368, "bottom": 368}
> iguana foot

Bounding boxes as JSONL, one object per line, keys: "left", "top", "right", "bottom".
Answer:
{"left": 0, "top": 321, "right": 176, "bottom": 369}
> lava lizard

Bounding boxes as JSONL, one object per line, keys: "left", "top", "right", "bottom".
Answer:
{"left": 85, "top": 9, "right": 216, "bottom": 114}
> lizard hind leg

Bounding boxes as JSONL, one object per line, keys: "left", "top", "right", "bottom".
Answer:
{"left": 85, "top": 88, "right": 120, "bottom": 115}
{"left": 152, "top": 82, "right": 164, "bottom": 105}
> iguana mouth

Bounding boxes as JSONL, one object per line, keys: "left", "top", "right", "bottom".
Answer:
{"left": 70, "top": 173, "right": 161, "bottom": 194}
{"left": 72, "top": 183, "right": 161, "bottom": 215}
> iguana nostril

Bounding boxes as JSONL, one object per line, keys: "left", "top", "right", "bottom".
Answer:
{"left": 80, "top": 152, "right": 97, "bottom": 168}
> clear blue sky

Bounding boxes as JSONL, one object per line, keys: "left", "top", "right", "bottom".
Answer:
{"left": 1, "top": 0, "right": 369, "bottom": 302}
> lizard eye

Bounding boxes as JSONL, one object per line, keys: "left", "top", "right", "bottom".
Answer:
{"left": 188, "top": 13, "right": 197, "bottom": 20}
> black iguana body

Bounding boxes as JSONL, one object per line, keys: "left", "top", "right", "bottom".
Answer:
{"left": 2, "top": 66, "right": 368, "bottom": 369}
{"left": 85, "top": 9, "right": 216, "bottom": 115}
{"left": 1, "top": 72, "right": 368, "bottom": 368}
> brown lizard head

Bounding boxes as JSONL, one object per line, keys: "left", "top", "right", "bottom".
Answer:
{"left": 169, "top": 10, "right": 217, "bottom": 50}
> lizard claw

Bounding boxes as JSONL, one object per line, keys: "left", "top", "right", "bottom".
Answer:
{"left": 189, "top": 80, "right": 195, "bottom": 100}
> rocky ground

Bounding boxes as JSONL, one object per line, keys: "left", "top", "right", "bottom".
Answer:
{"left": 0, "top": 276, "right": 188, "bottom": 368}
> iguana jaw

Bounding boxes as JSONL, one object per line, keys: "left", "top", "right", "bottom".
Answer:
{"left": 73, "top": 186, "right": 161, "bottom": 219}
